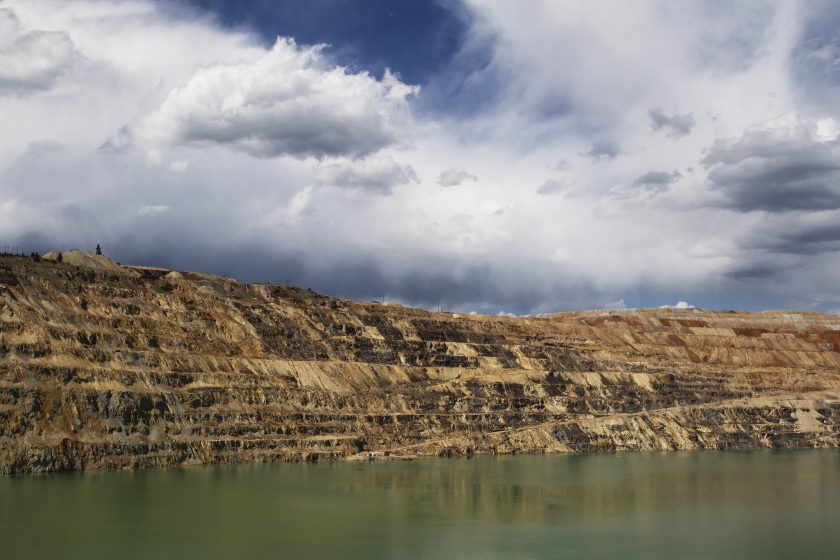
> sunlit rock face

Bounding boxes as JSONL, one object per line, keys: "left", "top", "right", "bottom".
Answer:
{"left": 1, "top": 254, "right": 839, "bottom": 473}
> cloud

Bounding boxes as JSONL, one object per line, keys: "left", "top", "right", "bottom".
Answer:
{"left": 649, "top": 108, "right": 695, "bottom": 138}
{"left": 438, "top": 167, "right": 478, "bottom": 187}
{"left": 739, "top": 213, "right": 840, "bottom": 255}
{"left": 98, "top": 126, "right": 132, "bottom": 155}
{"left": 804, "top": 41, "right": 840, "bottom": 64}
{"left": 168, "top": 160, "right": 189, "bottom": 172}
{"left": 135, "top": 37, "right": 418, "bottom": 160}
{"left": 287, "top": 186, "right": 314, "bottom": 219}
{"left": 549, "top": 159, "right": 570, "bottom": 171}
{"left": 536, "top": 178, "right": 569, "bottom": 195}
{"left": 659, "top": 301, "right": 695, "bottom": 309}
{"left": 0, "top": 8, "right": 76, "bottom": 95}
{"left": 4, "top": 0, "right": 840, "bottom": 314}
{"left": 702, "top": 114, "right": 840, "bottom": 212}
{"left": 137, "top": 205, "right": 171, "bottom": 216}
{"left": 314, "top": 155, "right": 419, "bottom": 195}
{"left": 605, "top": 170, "right": 680, "bottom": 201}
{"left": 634, "top": 170, "right": 682, "bottom": 188}
{"left": 584, "top": 138, "right": 620, "bottom": 161}
{"left": 726, "top": 261, "right": 786, "bottom": 280}
{"left": 792, "top": 4, "right": 840, "bottom": 109}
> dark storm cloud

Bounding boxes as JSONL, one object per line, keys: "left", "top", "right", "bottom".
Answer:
{"left": 726, "top": 261, "right": 787, "bottom": 280}
{"left": 19, "top": 221, "right": 608, "bottom": 316}
{"left": 702, "top": 119, "right": 840, "bottom": 212}
{"left": 584, "top": 138, "right": 620, "bottom": 161}
{"left": 739, "top": 218, "right": 840, "bottom": 255}
{"left": 648, "top": 108, "right": 695, "bottom": 138}
{"left": 1, "top": 141, "right": 584, "bottom": 315}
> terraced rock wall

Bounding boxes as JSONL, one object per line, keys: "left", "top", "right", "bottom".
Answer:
{"left": 1, "top": 256, "right": 839, "bottom": 473}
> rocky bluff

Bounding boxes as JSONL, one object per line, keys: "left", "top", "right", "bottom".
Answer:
{"left": 1, "top": 254, "right": 839, "bottom": 473}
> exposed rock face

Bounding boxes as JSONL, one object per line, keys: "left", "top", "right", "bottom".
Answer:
{"left": 1, "top": 256, "right": 839, "bottom": 473}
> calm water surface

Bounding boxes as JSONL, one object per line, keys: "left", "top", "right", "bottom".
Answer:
{"left": 2, "top": 449, "right": 839, "bottom": 559}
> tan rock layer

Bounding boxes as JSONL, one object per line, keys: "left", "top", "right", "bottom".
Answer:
{"left": 1, "top": 255, "right": 839, "bottom": 473}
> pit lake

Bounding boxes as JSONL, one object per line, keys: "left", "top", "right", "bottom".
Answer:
{"left": 2, "top": 449, "right": 839, "bottom": 559}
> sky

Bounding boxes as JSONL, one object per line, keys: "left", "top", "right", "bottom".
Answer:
{"left": 1, "top": 0, "right": 840, "bottom": 314}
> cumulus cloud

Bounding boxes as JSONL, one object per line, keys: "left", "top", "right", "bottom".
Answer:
{"left": 659, "top": 301, "right": 695, "bottom": 309}
{"left": 0, "top": 8, "right": 75, "bottom": 95}
{"left": 438, "top": 168, "right": 478, "bottom": 187}
{"left": 135, "top": 38, "right": 418, "bottom": 160}
{"left": 584, "top": 138, "right": 620, "bottom": 161}
{"left": 649, "top": 108, "right": 695, "bottom": 138}
{"left": 314, "top": 155, "right": 419, "bottom": 195}
{"left": 703, "top": 114, "right": 840, "bottom": 212}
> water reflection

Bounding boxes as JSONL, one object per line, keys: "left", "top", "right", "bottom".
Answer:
{"left": 1, "top": 450, "right": 839, "bottom": 559}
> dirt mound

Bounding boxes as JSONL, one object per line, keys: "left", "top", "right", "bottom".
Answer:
{"left": 41, "top": 250, "right": 133, "bottom": 275}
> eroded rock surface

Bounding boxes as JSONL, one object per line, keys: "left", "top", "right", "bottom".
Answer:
{"left": 1, "top": 256, "right": 839, "bottom": 473}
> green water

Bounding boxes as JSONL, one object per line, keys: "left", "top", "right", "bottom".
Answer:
{"left": 2, "top": 450, "right": 839, "bottom": 559}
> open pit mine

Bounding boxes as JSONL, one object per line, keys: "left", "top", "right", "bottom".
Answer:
{"left": 1, "top": 252, "right": 839, "bottom": 473}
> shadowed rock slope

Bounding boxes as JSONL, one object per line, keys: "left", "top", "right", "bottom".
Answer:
{"left": 1, "top": 255, "right": 840, "bottom": 473}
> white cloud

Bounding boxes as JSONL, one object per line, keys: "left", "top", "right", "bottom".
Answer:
{"left": 134, "top": 38, "right": 418, "bottom": 160}
{"left": 0, "top": 8, "right": 75, "bottom": 95}
{"left": 659, "top": 301, "right": 695, "bottom": 309}
{"left": 287, "top": 186, "right": 314, "bottom": 219}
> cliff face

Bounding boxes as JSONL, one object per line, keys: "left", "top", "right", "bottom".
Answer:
{"left": 1, "top": 255, "right": 839, "bottom": 473}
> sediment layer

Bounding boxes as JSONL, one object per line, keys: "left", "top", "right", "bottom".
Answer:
{"left": 1, "top": 255, "right": 839, "bottom": 473}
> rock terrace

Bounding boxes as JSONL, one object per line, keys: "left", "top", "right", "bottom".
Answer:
{"left": 1, "top": 255, "right": 839, "bottom": 473}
